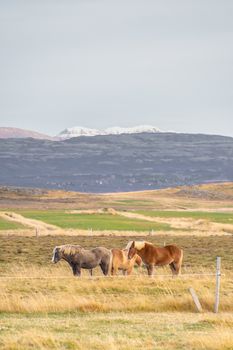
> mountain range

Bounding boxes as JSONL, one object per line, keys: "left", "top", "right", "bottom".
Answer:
{"left": 0, "top": 125, "right": 162, "bottom": 140}
{"left": 0, "top": 132, "right": 232, "bottom": 192}
{"left": 57, "top": 125, "right": 162, "bottom": 139}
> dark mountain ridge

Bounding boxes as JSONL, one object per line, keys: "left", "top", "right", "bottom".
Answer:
{"left": 0, "top": 132, "right": 232, "bottom": 192}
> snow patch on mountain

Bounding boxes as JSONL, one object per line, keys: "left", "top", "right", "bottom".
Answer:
{"left": 58, "top": 127, "right": 100, "bottom": 138}
{"left": 58, "top": 125, "right": 162, "bottom": 139}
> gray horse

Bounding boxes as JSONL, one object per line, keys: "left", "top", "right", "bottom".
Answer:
{"left": 51, "top": 244, "right": 112, "bottom": 276}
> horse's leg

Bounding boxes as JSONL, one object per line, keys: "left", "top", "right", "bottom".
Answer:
{"left": 126, "top": 267, "right": 133, "bottom": 275}
{"left": 174, "top": 261, "right": 182, "bottom": 275}
{"left": 169, "top": 262, "right": 176, "bottom": 276}
{"left": 177, "top": 261, "right": 182, "bottom": 275}
{"left": 72, "top": 264, "right": 81, "bottom": 277}
{"left": 111, "top": 266, "right": 118, "bottom": 275}
{"left": 71, "top": 263, "right": 76, "bottom": 275}
{"left": 170, "top": 253, "right": 183, "bottom": 276}
{"left": 89, "top": 269, "right": 93, "bottom": 276}
{"left": 146, "top": 264, "right": 154, "bottom": 276}
{"left": 100, "top": 262, "right": 109, "bottom": 276}
{"left": 170, "top": 261, "right": 181, "bottom": 276}
{"left": 110, "top": 260, "right": 117, "bottom": 275}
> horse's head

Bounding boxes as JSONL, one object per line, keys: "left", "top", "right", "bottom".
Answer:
{"left": 127, "top": 241, "right": 137, "bottom": 260}
{"left": 52, "top": 245, "right": 82, "bottom": 264}
{"left": 51, "top": 246, "right": 62, "bottom": 264}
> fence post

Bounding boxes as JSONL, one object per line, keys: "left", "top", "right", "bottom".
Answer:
{"left": 214, "top": 256, "right": 221, "bottom": 313}
{"left": 189, "top": 287, "right": 202, "bottom": 312}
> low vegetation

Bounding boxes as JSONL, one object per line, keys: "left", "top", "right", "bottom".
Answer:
{"left": 0, "top": 217, "right": 25, "bottom": 230}
{"left": 136, "top": 210, "right": 233, "bottom": 224}
{"left": 16, "top": 210, "right": 172, "bottom": 231}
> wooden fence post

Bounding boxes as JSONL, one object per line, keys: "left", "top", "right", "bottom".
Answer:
{"left": 189, "top": 287, "right": 202, "bottom": 312}
{"left": 214, "top": 257, "right": 221, "bottom": 313}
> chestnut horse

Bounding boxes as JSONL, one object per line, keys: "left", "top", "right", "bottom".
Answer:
{"left": 111, "top": 248, "right": 142, "bottom": 275}
{"left": 127, "top": 241, "right": 183, "bottom": 276}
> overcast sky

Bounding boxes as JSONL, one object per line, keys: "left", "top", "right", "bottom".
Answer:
{"left": 0, "top": 0, "right": 233, "bottom": 136}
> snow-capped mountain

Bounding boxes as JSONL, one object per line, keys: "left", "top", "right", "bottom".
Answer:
{"left": 58, "top": 127, "right": 100, "bottom": 139}
{"left": 105, "top": 125, "right": 161, "bottom": 135}
{"left": 58, "top": 125, "right": 162, "bottom": 139}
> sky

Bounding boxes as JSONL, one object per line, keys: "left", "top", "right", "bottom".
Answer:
{"left": 0, "top": 0, "right": 233, "bottom": 137}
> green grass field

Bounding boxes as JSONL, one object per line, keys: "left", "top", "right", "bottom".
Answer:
{"left": 17, "top": 210, "right": 172, "bottom": 231}
{"left": 136, "top": 210, "right": 233, "bottom": 224}
{"left": 0, "top": 217, "right": 25, "bottom": 230}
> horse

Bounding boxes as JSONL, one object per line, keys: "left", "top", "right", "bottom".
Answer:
{"left": 111, "top": 248, "right": 142, "bottom": 275}
{"left": 126, "top": 241, "right": 183, "bottom": 276}
{"left": 51, "top": 244, "right": 112, "bottom": 277}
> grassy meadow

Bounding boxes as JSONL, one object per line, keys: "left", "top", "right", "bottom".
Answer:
{"left": 136, "top": 210, "right": 233, "bottom": 224}
{"left": 15, "top": 210, "right": 172, "bottom": 231}
{"left": 0, "top": 217, "right": 25, "bottom": 230}
{"left": 0, "top": 183, "right": 233, "bottom": 349}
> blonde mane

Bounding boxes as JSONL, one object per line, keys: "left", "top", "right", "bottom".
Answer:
{"left": 125, "top": 241, "right": 152, "bottom": 251}
{"left": 125, "top": 241, "right": 134, "bottom": 250}
{"left": 134, "top": 241, "right": 152, "bottom": 251}
{"left": 59, "top": 244, "right": 82, "bottom": 256}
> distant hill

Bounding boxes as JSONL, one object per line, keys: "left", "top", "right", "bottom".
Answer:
{"left": 0, "top": 132, "right": 232, "bottom": 192}
{"left": 0, "top": 182, "right": 233, "bottom": 210}
{"left": 0, "top": 127, "right": 55, "bottom": 140}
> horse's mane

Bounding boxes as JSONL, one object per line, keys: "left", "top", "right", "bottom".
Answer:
{"left": 134, "top": 241, "right": 152, "bottom": 250}
{"left": 125, "top": 241, "right": 153, "bottom": 251}
{"left": 57, "top": 244, "right": 82, "bottom": 256}
{"left": 125, "top": 241, "right": 134, "bottom": 250}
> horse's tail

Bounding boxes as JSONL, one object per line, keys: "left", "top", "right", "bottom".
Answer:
{"left": 177, "top": 248, "right": 183, "bottom": 275}
{"left": 108, "top": 250, "right": 113, "bottom": 276}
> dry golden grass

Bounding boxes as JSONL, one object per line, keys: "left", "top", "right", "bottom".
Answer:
{"left": 0, "top": 265, "right": 233, "bottom": 314}
{"left": 0, "top": 238, "right": 232, "bottom": 349}
{"left": 1, "top": 182, "right": 233, "bottom": 211}
{"left": 0, "top": 265, "right": 233, "bottom": 349}
{"left": 1, "top": 313, "right": 233, "bottom": 350}
{"left": 0, "top": 274, "right": 233, "bottom": 350}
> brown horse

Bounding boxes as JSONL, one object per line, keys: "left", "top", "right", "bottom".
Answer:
{"left": 127, "top": 241, "right": 183, "bottom": 276}
{"left": 111, "top": 248, "right": 142, "bottom": 275}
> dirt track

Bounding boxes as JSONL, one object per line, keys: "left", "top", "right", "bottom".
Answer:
{"left": 0, "top": 212, "right": 60, "bottom": 234}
